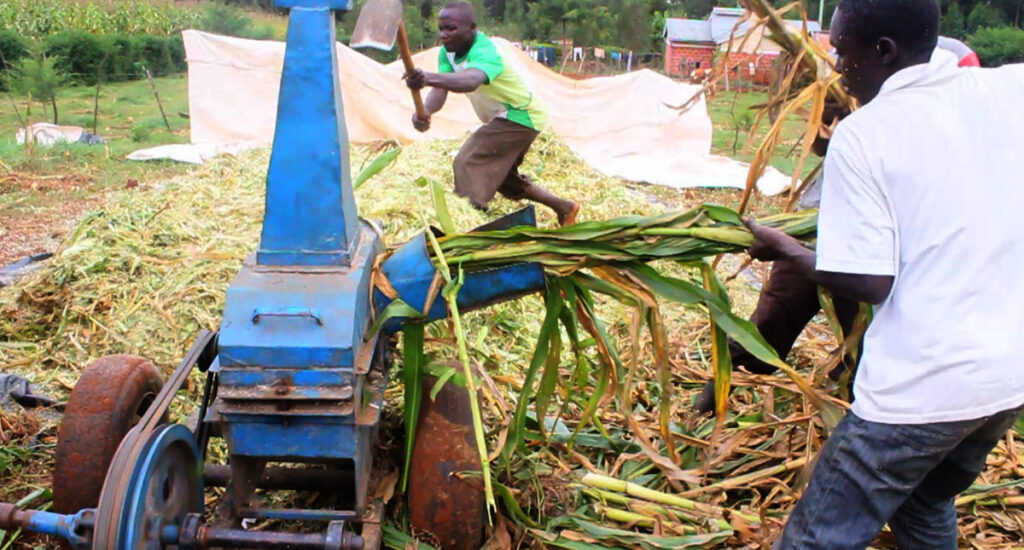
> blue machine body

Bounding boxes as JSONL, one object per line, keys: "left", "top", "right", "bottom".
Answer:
{"left": 213, "top": 0, "right": 382, "bottom": 513}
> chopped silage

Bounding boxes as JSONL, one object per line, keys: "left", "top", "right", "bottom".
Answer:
{"left": 0, "top": 134, "right": 1020, "bottom": 549}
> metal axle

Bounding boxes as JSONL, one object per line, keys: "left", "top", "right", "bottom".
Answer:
{"left": 0, "top": 503, "right": 93, "bottom": 550}
{"left": 0, "top": 505, "right": 363, "bottom": 550}
{"left": 169, "top": 514, "right": 363, "bottom": 550}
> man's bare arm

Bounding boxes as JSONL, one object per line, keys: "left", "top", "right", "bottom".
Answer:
{"left": 424, "top": 87, "right": 448, "bottom": 115}
{"left": 745, "top": 218, "right": 894, "bottom": 305}
{"left": 406, "top": 68, "right": 488, "bottom": 94}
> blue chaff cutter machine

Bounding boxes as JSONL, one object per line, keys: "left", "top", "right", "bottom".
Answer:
{"left": 0, "top": 1, "right": 547, "bottom": 548}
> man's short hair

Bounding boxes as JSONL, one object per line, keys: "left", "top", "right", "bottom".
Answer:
{"left": 441, "top": 1, "right": 476, "bottom": 23}
{"left": 836, "top": 0, "right": 941, "bottom": 57}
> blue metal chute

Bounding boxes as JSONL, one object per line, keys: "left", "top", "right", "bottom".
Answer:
{"left": 259, "top": 2, "right": 359, "bottom": 266}
{"left": 373, "top": 206, "right": 548, "bottom": 332}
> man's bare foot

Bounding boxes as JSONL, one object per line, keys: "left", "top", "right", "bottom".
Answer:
{"left": 558, "top": 202, "right": 581, "bottom": 226}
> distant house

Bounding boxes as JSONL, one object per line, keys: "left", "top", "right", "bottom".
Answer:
{"left": 664, "top": 7, "right": 824, "bottom": 84}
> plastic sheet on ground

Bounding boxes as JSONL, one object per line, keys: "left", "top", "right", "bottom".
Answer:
{"left": 155, "top": 30, "right": 790, "bottom": 195}
{"left": 15, "top": 123, "right": 104, "bottom": 147}
{"left": 126, "top": 141, "right": 263, "bottom": 164}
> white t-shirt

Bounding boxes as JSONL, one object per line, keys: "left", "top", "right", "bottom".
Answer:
{"left": 817, "top": 49, "right": 1024, "bottom": 424}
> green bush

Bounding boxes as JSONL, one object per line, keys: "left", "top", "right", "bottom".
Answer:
{"left": 131, "top": 124, "right": 153, "bottom": 143}
{"left": 42, "top": 31, "right": 114, "bottom": 86}
{"left": 968, "top": 26, "right": 1024, "bottom": 67}
{"left": 966, "top": 2, "right": 1004, "bottom": 34}
{"left": 167, "top": 36, "right": 187, "bottom": 72}
{"left": 0, "top": 30, "right": 32, "bottom": 91}
{"left": 202, "top": 3, "right": 254, "bottom": 37}
{"left": 200, "top": 3, "right": 277, "bottom": 40}
{"left": 137, "top": 35, "right": 175, "bottom": 76}
{"left": 39, "top": 33, "right": 187, "bottom": 85}
{"left": 0, "top": 30, "right": 31, "bottom": 72}
{"left": 109, "top": 35, "right": 141, "bottom": 79}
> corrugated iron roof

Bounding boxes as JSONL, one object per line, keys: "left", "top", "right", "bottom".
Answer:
{"left": 666, "top": 11, "right": 821, "bottom": 45}
{"left": 664, "top": 18, "right": 712, "bottom": 43}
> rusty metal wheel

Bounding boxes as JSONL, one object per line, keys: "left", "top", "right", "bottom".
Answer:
{"left": 52, "top": 355, "right": 163, "bottom": 515}
{"left": 407, "top": 375, "right": 485, "bottom": 550}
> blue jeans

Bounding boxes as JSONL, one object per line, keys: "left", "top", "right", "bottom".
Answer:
{"left": 777, "top": 404, "right": 1024, "bottom": 550}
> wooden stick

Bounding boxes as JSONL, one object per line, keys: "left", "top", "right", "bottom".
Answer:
{"left": 395, "top": 20, "right": 427, "bottom": 121}
{"left": 92, "top": 54, "right": 108, "bottom": 135}
{"left": 145, "top": 68, "right": 171, "bottom": 130}
{"left": 0, "top": 48, "right": 26, "bottom": 129}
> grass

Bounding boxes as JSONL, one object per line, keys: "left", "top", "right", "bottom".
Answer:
{"left": 2, "top": 73, "right": 189, "bottom": 157}
{"left": 706, "top": 89, "right": 812, "bottom": 178}
{"left": 0, "top": 74, "right": 194, "bottom": 263}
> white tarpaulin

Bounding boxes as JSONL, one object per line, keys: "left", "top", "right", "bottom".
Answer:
{"left": 16, "top": 123, "right": 84, "bottom": 146}
{"left": 180, "top": 30, "right": 789, "bottom": 194}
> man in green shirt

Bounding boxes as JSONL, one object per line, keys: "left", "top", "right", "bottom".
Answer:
{"left": 404, "top": 1, "right": 580, "bottom": 225}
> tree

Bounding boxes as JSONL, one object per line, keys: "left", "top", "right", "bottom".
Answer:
{"left": 968, "top": 25, "right": 1024, "bottom": 65}
{"left": 617, "top": 0, "right": 653, "bottom": 52}
{"left": 992, "top": 0, "right": 1024, "bottom": 26}
{"left": 967, "top": 2, "right": 1004, "bottom": 33}
{"left": 4, "top": 49, "right": 66, "bottom": 124}
{"left": 942, "top": 0, "right": 967, "bottom": 37}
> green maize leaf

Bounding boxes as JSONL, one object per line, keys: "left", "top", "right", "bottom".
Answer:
{"left": 701, "top": 262, "right": 734, "bottom": 423}
{"left": 428, "top": 366, "right": 459, "bottom": 401}
{"left": 422, "top": 362, "right": 469, "bottom": 389}
{"left": 364, "top": 298, "right": 422, "bottom": 340}
{"left": 507, "top": 285, "right": 564, "bottom": 456}
{"left": 494, "top": 481, "right": 541, "bottom": 528}
{"left": 543, "top": 537, "right": 613, "bottom": 550}
{"left": 535, "top": 311, "right": 562, "bottom": 439}
{"left": 426, "top": 177, "right": 456, "bottom": 235}
{"left": 400, "top": 321, "right": 425, "bottom": 491}
{"left": 382, "top": 523, "right": 439, "bottom": 550}
{"left": 353, "top": 145, "right": 402, "bottom": 189}
{"left": 567, "top": 283, "right": 623, "bottom": 446}
{"left": 701, "top": 202, "right": 746, "bottom": 225}
{"left": 817, "top": 286, "right": 844, "bottom": 345}
{"left": 436, "top": 261, "right": 496, "bottom": 517}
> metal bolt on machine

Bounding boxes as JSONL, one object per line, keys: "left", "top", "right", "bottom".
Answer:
{"left": 0, "top": 1, "right": 547, "bottom": 548}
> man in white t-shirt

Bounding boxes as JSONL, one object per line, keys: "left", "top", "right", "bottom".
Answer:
{"left": 692, "top": 35, "right": 983, "bottom": 417}
{"left": 745, "top": 0, "right": 1024, "bottom": 547}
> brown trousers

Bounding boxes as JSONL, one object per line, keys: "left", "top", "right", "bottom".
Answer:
{"left": 453, "top": 118, "right": 539, "bottom": 210}
{"left": 729, "top": 259, "right": 861, "bottom": 381}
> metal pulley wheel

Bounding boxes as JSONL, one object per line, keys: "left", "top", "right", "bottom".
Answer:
{"left": 92, "top": 423, "right": 203, "bottom": 549}
{"left": 407, "top": 375, "right": 485, "bottom": 550}
{"left": 53, "top": 355, "right": 164, "bottom": 516}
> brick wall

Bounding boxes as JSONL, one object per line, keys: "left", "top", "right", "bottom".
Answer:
{"left": 665, "top": 43, "right": 715, "bottom": 77}
{"left": 666, "top": 43, "right": 782, "bottom": 86}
